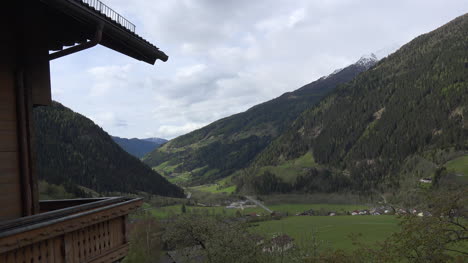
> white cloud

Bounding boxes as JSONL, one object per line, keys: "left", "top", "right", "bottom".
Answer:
{"left": 89, "top": 111, "right": 116, "bottom": 127}
{"left": 175, "top": 64, "right": 207, "bottom": 78}
{"left": 87, "top": 64, "right": 132, "bottom": 97}
{"left": 50, "top": 0, "right": 468, "bottom": 140}
{"left": 156, "top": 123, "right": 205, "bottom": 139}
{"left": 51, "top": 87, "right": 65, "bottom": 97}
{"left": 288, "top": 8, "right": 306, "bottom": 28}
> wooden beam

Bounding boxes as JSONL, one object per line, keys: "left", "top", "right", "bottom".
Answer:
{"left": 15, "top": 70, "right": 34, "bottom": 217}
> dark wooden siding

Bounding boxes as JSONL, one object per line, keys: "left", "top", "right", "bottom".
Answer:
{"left": 0, "top": 62, "right": 22, "bottom": 221}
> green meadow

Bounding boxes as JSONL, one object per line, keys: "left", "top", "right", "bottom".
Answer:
{"left": 251, "top": 215, "right": 399, "bottom": 250}
{"left": 145, "top": 201, "right": 400, "bottom": 251}
{"left": 190, "top": 184, "right": 237, "bottom": 194}
{"left": 147, "top": 204, "right": 233, "bottom": 219}
{"left": 147, "top": 202, "right": 398, "bottom": 251}
{"left": 257, "top": 152, "right": 317, "bottom": 183}
{"left": 445, "top": 155, "right": 468, "bottom": 183}
{"left": 146, "top": 203, "right": 369, "bottom": 219}
{"left": 445, "top": 155, "right": 468, "bottom": 175}
{"left": 257, "top": 203, "right": 368, "bottom": 215}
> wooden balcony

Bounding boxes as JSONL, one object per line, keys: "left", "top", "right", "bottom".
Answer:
{"left": 0, "top": 197, "right": 142, "bottom": 263}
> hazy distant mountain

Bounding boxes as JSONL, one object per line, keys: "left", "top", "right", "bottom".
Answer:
{"left": 112, "top": 136, "right": 167, "bottom": 158}
{"left": 143, "top": 137, "right": 168, "bottom": 144}
{"left": 34, "top": 102, "right": 184, "bottom": 197}
{"left": 143, "top": 55, "right": 378, "bottom": 185}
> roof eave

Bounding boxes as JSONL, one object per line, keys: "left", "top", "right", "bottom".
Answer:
{"left": 40, "top": 0, "right": 168, "bottom": 64}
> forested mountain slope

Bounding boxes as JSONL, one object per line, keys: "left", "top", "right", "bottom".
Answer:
{"left": 33, "top": 102, "right": 184, "bottom": 197}
{"left": 112, "top": 136, "right": 167, "bottom": 158}
{"left": 143, "top": 57, "right": 377, "bottom": 185}
{"left": 249, "top": 14, "right": 468, "bottom": 194}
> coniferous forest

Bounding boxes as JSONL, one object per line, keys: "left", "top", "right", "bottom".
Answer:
{"left": 33, "top": 102, "right": 184, "bottom": 198}
{"left": 249, "top": 14, "right": 468, "bottom": 194}
{"left": 143, "top": 56, "right": 377, "bottom": 185}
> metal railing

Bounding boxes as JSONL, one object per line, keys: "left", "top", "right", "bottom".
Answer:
{"left": 76, "top": 0, "right": 136, "bottom": 32}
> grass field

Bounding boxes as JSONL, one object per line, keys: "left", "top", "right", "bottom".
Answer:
{"left": 257, "top": 152, "right": 318, "bottom": 183}
{"left": 146, "top": 202, "right": 398, "bottom": 251}
{"left": 165, "top": 172, "right": 192, "bottom": 184}
{"left": 147, "top": 203, "right": 369, "bottom": 219}
{"left": 188, "top": 174, "right": 237, "bottom": 194}
{"left": 148, "top": 204, "right": 234, "bottom": 218}
{"left": 153, "top": 161, "right": 180, "bottom": 174}
{"left": 190, "top": 184, "right": 236, "bottom": 194}
{"left": 445, "top": 155, "right": 468, "bottom": 176}
{"left": 255, "top": 203, "right": 368, "bottom": 215}
{"left": 444, "top": 155, "right": 468, "bottom": 184}
{"left": 252, "top": 215, "right": 399, "bottom": 251}
{"left": 152, "top": 161, "right": 195, "bottom": 184}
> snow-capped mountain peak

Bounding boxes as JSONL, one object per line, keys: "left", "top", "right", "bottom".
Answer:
{"left": 356, "top": 53, "right": 378, "bottom": 68}
{"left": 323, "top": 53, "right": 378, "bottom": 80}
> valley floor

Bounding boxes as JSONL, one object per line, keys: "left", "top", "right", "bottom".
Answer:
{"left": 146, "top": 203, "right": 369, "bottom": 219}
{"left": 145, "top": 201, "right": 400, "bottom": 251}
{"left": 251, "top": 215, "right": 399, "bottom": 251}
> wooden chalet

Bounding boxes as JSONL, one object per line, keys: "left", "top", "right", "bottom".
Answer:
{"left": 1, "top": 0, "right": 168, "bottom": 262}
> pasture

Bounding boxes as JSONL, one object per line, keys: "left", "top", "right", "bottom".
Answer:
{"left": 146, "top": 202, "right": 399, "bottom": 251}
{"left": 252, "top": 215, "right": 399, "bottom": 250}
{"left": 445, "top": 155, "right": 468, "bottom": 175}
{"left": 146, "top": 203, "right": 369, "bottom": 219}
{"left": 445, "top": 155, "right": 468, "bottom": 184}
{"left": 190, "top": 184, "right": 236, "bottom": 194}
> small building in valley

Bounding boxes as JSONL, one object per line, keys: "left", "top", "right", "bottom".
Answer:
{"left": 419, "top": 178, "right": 432, "bottom": 183}
{"left": 263, "top": 234, "right": 294, "bottom": 253}
{"left": 297, "top": 209, "right": 315, "bottom": 216}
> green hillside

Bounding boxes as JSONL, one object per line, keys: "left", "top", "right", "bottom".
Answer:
{"left": 33, "top": 102, "right": 184, "bottom": 198}
{"left": 143, "top": 58, "right": 377, "bottom": 185}
{"left": 249, "top": 14, "right": 468, "bottom": 194}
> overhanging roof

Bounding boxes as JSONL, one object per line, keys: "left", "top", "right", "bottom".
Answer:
{"left": 39, "top": 0, "right": 168, "bottom": 64}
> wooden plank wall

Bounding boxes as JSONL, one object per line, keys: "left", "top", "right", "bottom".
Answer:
{"left": 0, "top": 2, "right": 53, "bottom": 221}
{"left": 0, "top": 67, "right": 22, "bottom": 220}
{"left": 0, "top": 217, "right": 128, "bottom": 263}
{"left": 0, "top": 17, "right": 23, "bottom": 220}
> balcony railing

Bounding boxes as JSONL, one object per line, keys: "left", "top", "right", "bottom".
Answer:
{"left": 76, "top": 0, "right": 136, "bottom": 32}
{"left": 0, "top": 197, "right": 142, "bottom": 263}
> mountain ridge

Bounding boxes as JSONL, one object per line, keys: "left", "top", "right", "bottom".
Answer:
{"left": 112, "top": 136, "right": 167, "bottom": 158}
{"left": 34, "top": 102, "right": 184, "bottom": 197}
{"left": 143, "top": 137, "right": 168, "bottom": 144}
{"left": 143, "top": 55, "right": 378, "bottom": 185}
{"left": 245, "top": 13, "right": 468, "bottom": 194}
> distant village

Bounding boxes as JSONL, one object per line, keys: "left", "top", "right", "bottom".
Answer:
{"left": 223, "top": 199, "right": 431, "bottom": 218}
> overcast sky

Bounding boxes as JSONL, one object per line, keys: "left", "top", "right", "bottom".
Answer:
{"left": 50, "top": 0, "right": 467, "bottom": 139}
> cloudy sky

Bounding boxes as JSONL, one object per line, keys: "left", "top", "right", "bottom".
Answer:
{"left": 50, "top": 0, "right": 467, "bottom": 139}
